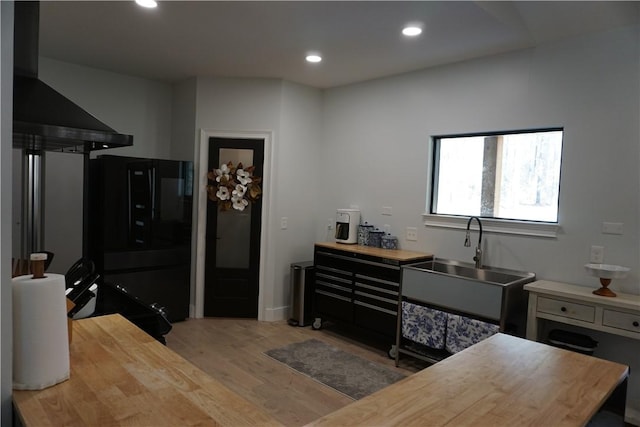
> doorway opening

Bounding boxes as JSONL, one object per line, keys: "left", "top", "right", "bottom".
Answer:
{"left": 194, "top": 130, "right": 272, "bottom": 320}
{"left": 204, "top": 138, "right": 264, "bottom": 317}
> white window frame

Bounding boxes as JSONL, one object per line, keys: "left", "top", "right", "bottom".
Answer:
{"left": 423, "top": 128, "right": 562, "bottom": 238}
{"left": 422, "top": 213, "right": 560, "bottom": 238}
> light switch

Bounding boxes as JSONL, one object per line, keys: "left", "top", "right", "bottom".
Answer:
{"left": 382, "top": 206, "right": 392, "bottom": 216}
{"left": 602, "top": 222, "right": 623, "bottom": 235}
{"left": 281, "top": 217, "right": 288, "bottom": 230}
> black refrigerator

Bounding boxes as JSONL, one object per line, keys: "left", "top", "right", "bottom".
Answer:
{"left": 87, "top": 155, "right": 193, "bottom": 322}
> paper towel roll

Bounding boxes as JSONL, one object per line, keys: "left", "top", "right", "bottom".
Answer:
{"left": 12, "top": 273, "right": 70, "bottom": 390}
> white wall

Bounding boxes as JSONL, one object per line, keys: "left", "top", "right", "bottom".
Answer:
{"left": 171, "top": 78, "right": 197, "bottom": 161}
{"left": 194, "top": 77, "right": 282, "bottom": 319}
{"left": 14, "top": 59, "right": 175, "bottom": 273}
{"left": 274, "top": 81, "right": 323, "bottom": 311}
{"left": 0, "top": 2, "right": 13, "bottom": 423}
{"left": 171, "top": 78, "right": 198, "bottom": 316}
{"left": 193, "top": 77, "right": 323, "bottom": 319}
{"left": 321, "top": 26, "right": 639, "bottom": 294}
{"left": 320, "top": 25, "right": 640, "bottom": 418}
{"left": 39, "top": 58, "right": 173, "bottom": 160}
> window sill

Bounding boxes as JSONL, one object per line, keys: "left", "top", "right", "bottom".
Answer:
{"left": 422, "top": 214, "right": 559, "bottom": 238}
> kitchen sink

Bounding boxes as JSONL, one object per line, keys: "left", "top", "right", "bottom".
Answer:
{"left": 410, "top": 258, "right": 535, "bottom": 286}
{"left": 401, "top": 258, "right": 536, "bottom": 324}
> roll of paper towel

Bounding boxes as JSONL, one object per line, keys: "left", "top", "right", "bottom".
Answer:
{"left": 13, "top": 273, "right": 70, "bottom": 390}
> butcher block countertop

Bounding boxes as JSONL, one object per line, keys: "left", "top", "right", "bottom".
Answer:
{"left": 14, "top": 317, "right": 628, "bottom": 427}
{"left": 13, "top": 314, "right": 281, "bottom": 427}
{"left": 315, "top": 242, "right": 433, "bottom": 261}
{"left": 307, "top": 333, "right": 629, "bottom": 427}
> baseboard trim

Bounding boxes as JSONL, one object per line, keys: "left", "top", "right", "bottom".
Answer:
{"left": 626, "top": 407, "right": 640, "bottom": 426}
{"left": 264, "top": 306, "right": 288, "bottom": 322}
{"left": 189, "top": 305, "right": 288, "bottom": 321}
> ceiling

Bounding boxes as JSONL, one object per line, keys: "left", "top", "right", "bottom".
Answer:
{"left": 38, "top": 1, "right": 639, "bottom": 89}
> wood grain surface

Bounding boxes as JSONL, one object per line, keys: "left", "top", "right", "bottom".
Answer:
{"left": 315, "top": 242, "right": 433, "bottom": 261}
{"left": 307, "top": 333, "right": 629, "bottom": 427}
{"left": 13, "top": 314, "right": 282, "bottom": 426}
{"left": 14, "top": 316, "right": 629, "bottom": 427}
{"left": 167, "top": 317, "right": 427, "bottom": 426}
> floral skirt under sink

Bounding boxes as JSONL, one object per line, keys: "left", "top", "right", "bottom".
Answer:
{"left": 402, "top": 301, "right": 499, "bottom": 354}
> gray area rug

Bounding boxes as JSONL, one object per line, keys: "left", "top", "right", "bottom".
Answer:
{"left": 264, "top": 338, "right": 406, "bottom": 400}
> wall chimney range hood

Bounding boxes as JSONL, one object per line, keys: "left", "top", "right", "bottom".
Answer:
{"left": 13, "top": 1, "right": 133, "bottom": 154}
{"left": 13, "top": 1, "right": 133, "bottom": 261}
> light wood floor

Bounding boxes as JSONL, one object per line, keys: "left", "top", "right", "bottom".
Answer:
{"left": 166, "top": 318, "right": 428, "bottom": 426}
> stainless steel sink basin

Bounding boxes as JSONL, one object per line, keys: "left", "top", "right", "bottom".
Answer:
{"left": 401, "top": 258, "right": 535, "bottom": 327}
{"left": 410, "top": 258, "right": 535, "bottom": 286}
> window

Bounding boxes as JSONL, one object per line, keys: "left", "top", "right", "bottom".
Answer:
{"left": 431, "top": 128, "right": 563, "bottom": 223}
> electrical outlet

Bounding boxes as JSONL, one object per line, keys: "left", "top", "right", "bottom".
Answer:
{"left": 280, "top": 217, "right": 288, "bottom": 230}
{"left": 327, "top": 219, "right": 334, "bottom": 230}
{"left": 590, "top": 245, "right": 604, "bottom": 264}
{"left": 406, "top": 227, "right": 418, "bottom": 241}
{"left": 383, "top": 224, "right": 391, "bottom": 234}
{"left": 382, "top": 206, "right": 392, "bottom": 216}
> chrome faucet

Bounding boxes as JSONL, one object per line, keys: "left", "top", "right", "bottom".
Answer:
{"left": 464, "top": 216, "right": 483, "bottom": 268}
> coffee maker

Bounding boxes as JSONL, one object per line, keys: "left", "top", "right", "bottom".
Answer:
{"left": 335, "top": 209, "right": 360, "bottom": 244}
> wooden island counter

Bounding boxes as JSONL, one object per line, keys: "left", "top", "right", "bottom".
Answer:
{"left": 13, "top": 314, "right": 281, "bottom": 426}
{"left": 14, "top": 315, "right": 629, "bottom": 426}
{"left": 307, "top": 333, "right": 629, "bottom": 427}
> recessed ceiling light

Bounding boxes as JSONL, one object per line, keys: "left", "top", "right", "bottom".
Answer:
{"left": 306, "top": 54, "right": 322, "bottom": 63}
{"left": 402, "top": 26, "right": 422, "bottom": 37}
{"left": 135, "top": 0, "right": 157, "bottom": 9}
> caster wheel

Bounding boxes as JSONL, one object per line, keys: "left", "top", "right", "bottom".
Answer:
{"left": 388, "top": 345, "right": 397, "bottom": 359}
{"left": 312, "top": 318, "right": 322, "bottom": 330}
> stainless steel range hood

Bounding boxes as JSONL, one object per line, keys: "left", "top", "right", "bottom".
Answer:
{"left": 13, "top": 1, "right": 133, "bottom": 262}
{"left": 13, "top": 1, "right": 133, "bottom": 154}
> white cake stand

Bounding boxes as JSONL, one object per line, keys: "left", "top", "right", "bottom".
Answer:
{"left": 584, "top": 263, "right": 630, "bottom": 297}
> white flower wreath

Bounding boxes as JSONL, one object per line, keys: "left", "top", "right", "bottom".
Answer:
{"left": 206, "top": 162, "right": 262, "bottom": 211}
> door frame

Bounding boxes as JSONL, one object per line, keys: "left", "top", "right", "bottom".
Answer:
{"left": 193, "top": 129, "right": 273, "bottom": 320}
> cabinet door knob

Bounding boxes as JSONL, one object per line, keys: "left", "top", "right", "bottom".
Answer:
{"left": 633, "top": 321, "right": 639, "bottom": 327}
{"left": 560, "top": 307, "right": 567, "bottom": 312}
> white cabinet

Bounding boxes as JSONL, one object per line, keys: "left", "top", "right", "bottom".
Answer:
{"left": 524, "top": 280, "right": 640, "bottom": 341}
{"left": 536, "top": 296, "right": 596, "bottom": 323}
{"left": 602, "top": 309, "right": 640, "bottom": 335}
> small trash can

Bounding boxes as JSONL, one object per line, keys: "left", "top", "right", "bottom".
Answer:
{"left": 547, "top": 329, "right": 598, "bottom": 355}
{"left": 289, "top": 261, "right": 314, "bottom": 327}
